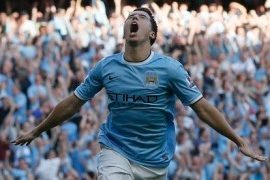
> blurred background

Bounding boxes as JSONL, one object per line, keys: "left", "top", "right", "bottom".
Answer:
{"left": 0, "top": 0, "right": 270, "bottom": 179}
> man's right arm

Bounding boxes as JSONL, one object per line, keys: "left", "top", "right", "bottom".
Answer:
{"left": 33, "top": 93, "right": 85, "bottom": 136}
{"left": 11, "top": 93, "right": 85, "bottom": 145}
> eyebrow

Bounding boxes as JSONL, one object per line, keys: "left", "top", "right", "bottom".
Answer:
{"left": 128, "top": 13, "right": 148, "bottom": 18}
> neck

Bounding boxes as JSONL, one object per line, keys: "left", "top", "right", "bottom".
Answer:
{"left": 124, "top": 43, "right": 151, "bottom": 62}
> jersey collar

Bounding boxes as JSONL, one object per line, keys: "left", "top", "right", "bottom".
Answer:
{"left": 122, "top": 51, "right": 154, "bottom": 65}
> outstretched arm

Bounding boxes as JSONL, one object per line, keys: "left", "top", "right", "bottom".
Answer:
{"left": 11, "top": 93, "right": 85, "bottom": 145}
{"left": 190, "top": 98, "right": 267, "bottom": 162}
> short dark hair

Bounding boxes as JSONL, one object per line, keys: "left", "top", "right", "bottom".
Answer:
{"left": 133, "top": 7, "right": 158, "bottom": 45}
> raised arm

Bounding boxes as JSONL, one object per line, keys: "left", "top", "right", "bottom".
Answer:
{"left": 11, "top": 93, "right": 85, "bottom": 145}
{"left": 190, "top": 97, "right": 267, "bottom": 162}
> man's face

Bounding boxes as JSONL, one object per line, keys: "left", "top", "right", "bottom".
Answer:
{"left": 123, "top": 11, "right": 154, "bottom": 45}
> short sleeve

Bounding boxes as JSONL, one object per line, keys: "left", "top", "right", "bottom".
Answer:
{"left": 74, "top": 61, "right": 103, "bottom": 101}
{"left": 169, "top": 62, "right": 203, "bottom": 106}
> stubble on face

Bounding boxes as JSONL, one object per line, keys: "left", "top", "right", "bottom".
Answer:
{"left": 123, "top": 11, "right": 153, "bottom": 46}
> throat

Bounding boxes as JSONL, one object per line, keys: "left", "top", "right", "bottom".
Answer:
{"left": 124, "top": 51, "right": 152, "bottom": 63}
{"left": 124, "top": 39, "right": 152, "bottom": 62}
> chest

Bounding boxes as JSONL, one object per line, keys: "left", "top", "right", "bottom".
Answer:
{"left": 102, "top": 64, "right": 171, "bottom": 105}
{"left": 104, "top": 65, "right": 167, "bottom": 93}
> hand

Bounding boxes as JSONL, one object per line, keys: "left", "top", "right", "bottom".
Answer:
{"left": 238, "top": 142, "right": 268, "bottom": 162}
{"left": 10, "top": 130, "right": 39, "bottom": 146}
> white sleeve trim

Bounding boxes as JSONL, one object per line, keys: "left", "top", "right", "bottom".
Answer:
{"left": 73, "top": 90, "right": 88, "bottom": 101}
{"left": 188, "top": 94, "right": 203, "bottom": 105}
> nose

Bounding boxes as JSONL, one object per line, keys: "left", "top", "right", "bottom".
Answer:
{"left": 132, "top": 15, "right": 138, "bottom": 21}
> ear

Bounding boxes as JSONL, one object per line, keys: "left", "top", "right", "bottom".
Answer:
{"left": 150, "top": 32, "right": 155, "bottom": 39}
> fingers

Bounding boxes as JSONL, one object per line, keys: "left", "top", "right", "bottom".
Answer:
{"left": 253, "top": 154, "right": 268, "bottom": 162}
{"left": 251, "top": 153, "right": 267, "bottom": 162}
{"left": 10, "top": 137, "right": 32, "bottom": 146}
{"left": 26, "top": 140, "right": 33, "bottom": 146}
{"left": 239, "top": 147, "right": 268, "bottom": 162}
{"left": 10, "top": 136, "right": 22, "bottom": 145}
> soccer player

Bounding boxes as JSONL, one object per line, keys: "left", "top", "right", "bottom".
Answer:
{"left": 11, "top": 7, "right": 267, "bottom": 180}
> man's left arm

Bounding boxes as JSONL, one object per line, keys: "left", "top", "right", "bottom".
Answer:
{"left": 190, "top": 97, "right": 267, "bottom": 162}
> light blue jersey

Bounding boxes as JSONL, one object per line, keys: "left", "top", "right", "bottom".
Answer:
{"left": 74, "top": 52, "right": 202, "bottom": 168}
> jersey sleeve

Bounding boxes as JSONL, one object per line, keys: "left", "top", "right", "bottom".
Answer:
{"left": 169, "top": 62, "right": 203, "bottom": 106}
{"left": 74, "top": 61, "right": 103, "bottom": 101}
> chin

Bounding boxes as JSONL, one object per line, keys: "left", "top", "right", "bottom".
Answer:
{"left": 127, "top": 38, "right": 139, "bottom": 44}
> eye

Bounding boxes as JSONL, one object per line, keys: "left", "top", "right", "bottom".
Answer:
{"left": 139, "top": 14, "right": 147, "bottom": 19}
{"left": 127, "top": 15, "right": 134, "bottom": 19}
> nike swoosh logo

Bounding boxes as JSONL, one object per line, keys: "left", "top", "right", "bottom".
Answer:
{"left": 109, "top": 76, "right": 118, "bottom": 80}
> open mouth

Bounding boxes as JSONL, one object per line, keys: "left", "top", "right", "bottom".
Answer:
{"left": 130, "top": 22, "right": 139, "bottom": 33}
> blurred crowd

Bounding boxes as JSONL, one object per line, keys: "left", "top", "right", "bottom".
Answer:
{"left": 0, "top": 0, "right": 270, "bottom": 179}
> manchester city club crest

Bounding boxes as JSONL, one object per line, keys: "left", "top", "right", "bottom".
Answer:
{"left": 145, "top": 71, "right": 159, "bottom": 87}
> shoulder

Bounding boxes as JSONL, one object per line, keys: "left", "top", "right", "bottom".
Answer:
{"left": 153, "top": 53, "right": 188, "bottom": 80}
{"left": 95, "top": 53, "right": 122, "bottom": 67}
{"left": 153, "top": 52, "right": 184, "bottom": 70}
